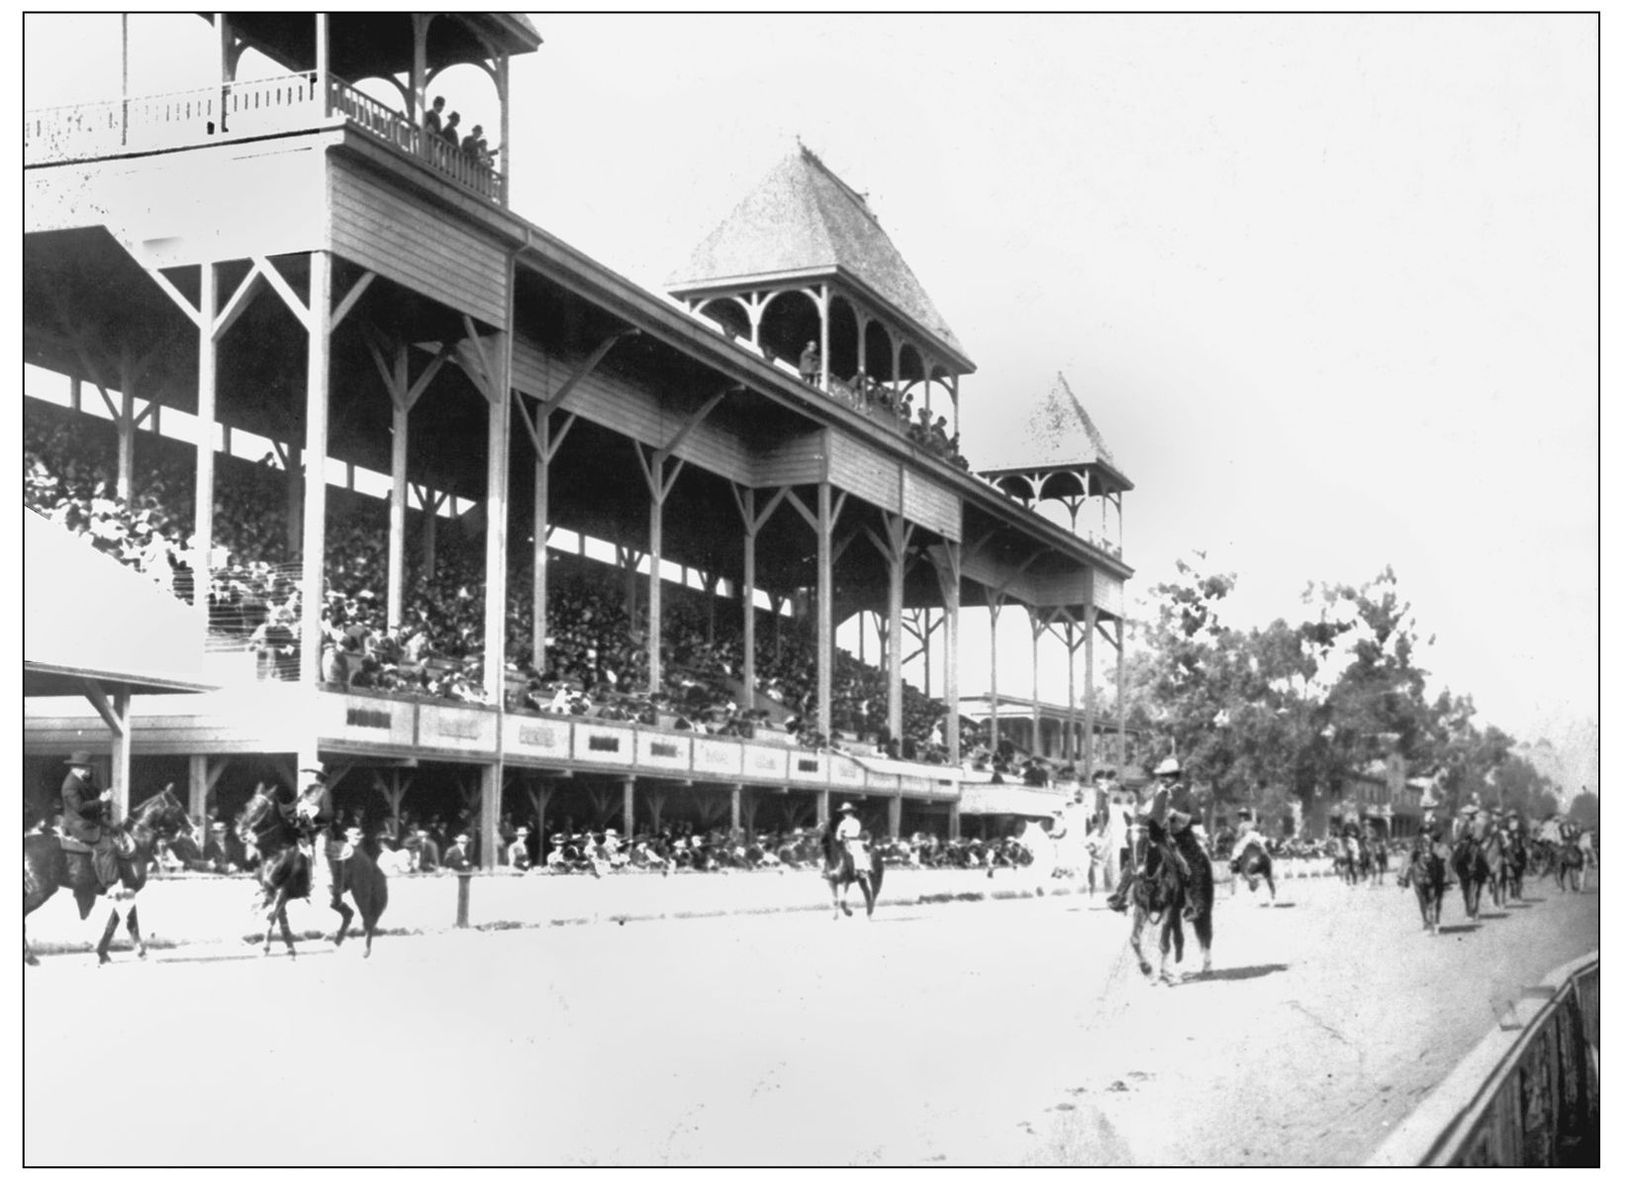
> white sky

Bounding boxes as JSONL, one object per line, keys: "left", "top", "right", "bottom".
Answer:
{"left": 19, "top": 13, "right": 1606, "bottom": 747}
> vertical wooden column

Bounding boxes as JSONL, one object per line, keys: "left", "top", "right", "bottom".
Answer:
{"left": 730, "top": 785, "right": 742, "bottom": 835}
{"left": 483, "top": 377, "right": 509, "bottom": 703}
{"left": 532, "top": 403, "right": 552, "bottom": 671}
{"left": 887, "top": 795, "right": 902, "bottom": 838}
{"left": 816, "top": 789, "right": 830, "bottom": 830}
{"left": 480, "top": 765, "right": 501, "bottom": 870}
{"left": 109, "top": 686, "right": 131, "bottom": 823}
{"left": 948, "top": 800, "right": 961, "bottom": 841}
{"left": 194, "top": 261, "right": 217, "bottom": 631}
{"left": 740, "top": 487, "right": 757, "bottom": 702}
{"left": 387, "top": 395, "right": 409, "bottom": 629}
{"left": 883, "top": 516, "right": 908, "bottom": 744}
{"left": 623, "top": 777, "right": 636, "bottom": 839}
{"left": 1029, "top": 609, "right": 1042, "bottom": 754}
{"left": 941, "top": 545, "right": 961, "bottom": 765}
{"left": 188, "top": 754, "right": 209, "bottom": 830}
{"left": 988, "top": 593, "right": 1002, "bottom": 752}
{"left": 646, "top": 473, "right": 664, "bottom": 694}
{"left": 1065, "top": 618, "right": 1078, "bottom": 766}
{"left": 313, "top": 13, "right": 330, "bottom": 116}
{"left": 298, "top": 251, "right": 331, "bottom": 686}
{"left": 409, "top": 14, "right": 428, "bottom": 128}
{"left": 1084, "top": 604, "right": 1097, "bottom": 788}
{"left": 1115, "top": 615, "right": 1126, "bottom": 785}
{"left": 818, "top": 284, "right": 830, "bottom": 391}
{"left": 497, "top": 53, "right": 511, "bottom": 198}
{"left": 816, "top": 482, "right": 834, "bottom": 737}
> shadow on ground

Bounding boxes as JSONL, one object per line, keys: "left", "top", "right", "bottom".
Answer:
{"left": 1186, "top": 963, "right": 1289, "bottom": 984}
{"left": 1437, "top": 923, "right": 1482, "bottom": 935}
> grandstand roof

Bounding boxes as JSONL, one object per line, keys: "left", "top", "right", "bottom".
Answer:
{"left": 23, "top": 510, "right": 211, "bottom": 696}
{"left": 666, "top": 145, "right": 972, "bottom": 371}
{"left": 974, "top": 373, "right": 1132, "bottom": 492}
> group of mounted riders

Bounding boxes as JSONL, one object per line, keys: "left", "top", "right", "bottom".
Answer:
{"left": 26, "top": 751, "right": 386, "bottom": 964}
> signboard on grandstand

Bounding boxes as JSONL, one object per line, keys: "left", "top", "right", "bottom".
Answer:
{"left": 788, "top": 751, "right": 828, "bottom": 785}
{"left": 829, "top": 754, "right": 864, "bottom": 788}
{"left": 636, "top": 730, "right": 691, "bottom": 773}
{"left": 503, "top": 714, "right": 572, "bottom": 764}
{"left": 693, "top": 737, "right": 742, "bottom": 777}
{"left": 417, "top": 704, "right": 498, "bottom": 754}
{"left": 742, "top": 744, "right": 788, "bottom": 782}
{"left": 322, "top": 692, "right": 414, "bottom": 748}
{"left": 573, "top": 721, "right": 635, "bottom": 766}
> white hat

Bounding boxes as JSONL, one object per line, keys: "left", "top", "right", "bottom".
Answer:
{"left": 1153, "top": 757, "right": 1181, "bottom": 778}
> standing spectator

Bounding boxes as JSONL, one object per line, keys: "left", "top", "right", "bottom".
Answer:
{"left": 423, "top": 95, "right": 446, "bottom": 136}
{"left": 439, "top": 111, "right": 462, "bottom": 151}
{"left": 798, "top": 341, "right": 820, "bottom": 385}
{"left": 461, "top": 124, "right": 490, "bottom": 165}
{"left": 507, "top": 826, "right": 533, "bottom": 872}
{"left": 444, "top": 832, "right": 474, "bottom": 871}
{"left": 203, "top": 821, "right": 241, "bottom": 874}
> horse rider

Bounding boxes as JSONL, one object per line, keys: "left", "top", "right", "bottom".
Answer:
{"left": 1229, "top": 805, "right": 1267, "bottom": 872}
{"left": 1107, "top": 757, "right": 1193, "bottom": 913}
{"left": 282, "top": 766, "right": 339, "bottom": 886}
{"left": 1406, "top": 802, "right": 1448, "bottom": 875}
{"left": 60, "top": 750, "right": 134, "bottom": 894}
{"left": 835, "top": 801, "right": 872, "bottom": 875}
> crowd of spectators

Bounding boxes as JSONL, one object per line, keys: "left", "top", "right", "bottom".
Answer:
{"left": 27, "top": 401, "right": 972, "bottom": 764}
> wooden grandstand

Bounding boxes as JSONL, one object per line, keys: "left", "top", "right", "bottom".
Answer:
{"left": 23, "top": 13, "right": 1136, "bottom": 866}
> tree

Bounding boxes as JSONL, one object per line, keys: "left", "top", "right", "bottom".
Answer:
{"left": 1487, "top": 755, "right": 1562, "bottom": 820}
{"left": 1567, "top": 790, "right": 1598, "bottom": 828}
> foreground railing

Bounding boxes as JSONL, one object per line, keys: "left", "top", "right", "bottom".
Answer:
{"left": 1368, "top": 949, "right": 1600, "bottom": 1165}
{"left": 25, "top": 72, "right": 504, "bottom": 204}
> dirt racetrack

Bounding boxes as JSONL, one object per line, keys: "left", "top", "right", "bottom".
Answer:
{"left": 23, "top": 871, "right": 1598, "bottom": 1165}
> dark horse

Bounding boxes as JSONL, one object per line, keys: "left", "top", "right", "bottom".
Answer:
{"left": 236, "top": 784, "right": 388, "bottom": 957}
{"left": 1128, "top": 823, "right": 1214, "bottom": 985}
{"left": 1503, "top": 830, "right": 1529, "bottom": 901}
{"left": 23, "top": 785, "right": 194, "bottom": 966}
{"left": 1555, "top": 838, "right": 1585, "bottom": 893}
{"left": 1450, "top": 829, "right": 1491, "bottom": 920}
{"left": 1230, "top": 841, "right": 1276, "bottom": 904}
{"left": 820, "top": 824, "right": 883, "bottom": 919}
{"left": 1399, "top": 835, "right": 1448, "bottom": 934}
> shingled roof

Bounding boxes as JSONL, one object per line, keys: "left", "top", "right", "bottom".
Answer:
{"left": 975, "top": 373, "right": 1131, "bottom": 489}
{"left": 667, "top": 145, "right": 972, "bottom": 370}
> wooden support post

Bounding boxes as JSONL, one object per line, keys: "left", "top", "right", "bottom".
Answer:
{"left": 299, "top": 251, "right": 331, "bottom": 686}
{"left": 816, "top": 483, "right": 834, "bottom": 737}
{"left": 888, "top": 795, "right": 902, "bottom": 839}
{"left": 929, "top": 542, "right": 962, "bottom": 766}
{"left": 388, "top": 396, "right": 409, "bottom": 629}
{"left": 740, "top": 487, "right": 757, "bottom": 701}
{"left": 948, "top": 800, "right": 961, "bottom": 841}
{"left": 532, "top": 402, "right": 552, "bottom": 671}
{"left": 816, "top": 789, "right": 830, "bottom": 830}
{"left": 646, "top": 468, "right": 664, "bottom": 694}
{"left": 1115, "top": 616, "right": 1126, "bottom": 786}
{"left": 730, "top": 784, "right": 742, "bottom": 835}
{"left": 195, "top": 262, "right": 217, "bottom": 629}
{"left": 988, "top": 593, "right": 1002, "bottom": 752}
{"left": 480, "top": 764, "right": 501, "bottom": 871}
{"left": 623, "top": 777, "right": 636, "bottom": 840}
{"left": 1030, "top": 610, "right": 1043, "bottom": 754}
{"left": 1084, "top": 604, "right": 1097, "bottom": 788}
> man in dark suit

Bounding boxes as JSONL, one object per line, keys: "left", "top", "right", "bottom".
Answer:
{"left": 204, "top": 821, "right": 241, "bottom": 874}
{"left": 412, "top": 826, "right": 441, "bottom": 872}
{"left": 443, "top": 833, "right": 474, "bottom": 872}
{"left": 60, "top": 750, "right": 128, "bottom": 890}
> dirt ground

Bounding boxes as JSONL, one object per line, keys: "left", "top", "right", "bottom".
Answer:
{"left": 22, "top": 871, "right": 1598, "bottom": 1166}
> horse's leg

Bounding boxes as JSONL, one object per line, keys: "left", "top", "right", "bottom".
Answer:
{"left": 277, "top": 903, "right": 298, "bottom": 956}
{"left": 331, "top": 892, "right": 354, "bottom": 947}
{"left": 1193, "top": 901, "right": 1213, "bottom": 974}
{"left": 1129, "top": 907, "right": 1153, "bottom": 979}
{"left": 124, "top": 902, "right": 147, "bottom": 960}
{"left": 94, "top": 905, "right": 120, "bottom": 965}
{"left": 827, "top": 879, "right": 840, "bottom": 921}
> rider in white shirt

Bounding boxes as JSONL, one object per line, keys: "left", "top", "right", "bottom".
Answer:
{"left": 1230, "top": 806, "right": 1266, "bottom": 869}
{"left": 835, "top": 801, "right": 871, "bottom": 874}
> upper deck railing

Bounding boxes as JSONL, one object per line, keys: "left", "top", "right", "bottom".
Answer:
{"left": 24, "top": 72, "right": 505, "bottom": 205}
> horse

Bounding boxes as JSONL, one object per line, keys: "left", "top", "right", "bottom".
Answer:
{"left": 1333, "top": 835, "right": 1364, "bottom": 887}
{"left": 1127, "top": 822, "right": 1214, "bottom": 985}
{"left": 236, "top": 783, "right": 388, "bottom": 957}
{"left": 1399, "top": 835, "right": 1448, "bottom": 934}
{"left": 1481, "top": 827, "right": 1508, "bottom": 909}
{"left": 1229, "top": 841, "right": 1276, "bottom": 904}
{"left": 1450, "top": 831, "right": 1490, "bottom": 919}
{"left": 23, "top": 784, "right": 195, "bottom": 966}
{"left": 1556, "top": 839, "right": 1585, "bottom": 893}
{"left": 1503, "top": 831, "right": 1528, "bottom": 901}
{"left": 1367, "top": 835, "right": 1389, "bottom": 887}
{"left": 820, "top": 823, "right": 883, "bottom": 919}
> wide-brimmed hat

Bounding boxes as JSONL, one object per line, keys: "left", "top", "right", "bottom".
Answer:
{"left": 299, "top": 767, "right": 329, "bottom": 783}
{"left": 838, "top": 802, "right": 857, "bottom": 813}
{"left": 454, "top": 833, "right": 470, "bottom": 843}
{"left": 550, "top": 833, "right": 566, "bottom": 844}
{"left": 63, "top": 750, "right": 95, "bottom": 767}
{"left": 1152, "top": 757, "right": 1182, "bottom": 778}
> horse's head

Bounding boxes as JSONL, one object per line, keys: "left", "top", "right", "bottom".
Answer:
{"left": 235, "top": 784, "right": 280, "bottom": 845}
{"left": 129, "top": 784, "right": 191, "bottom": 840}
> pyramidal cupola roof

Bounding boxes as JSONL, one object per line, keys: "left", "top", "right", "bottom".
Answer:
{"left": 977, "top": 374, "right": 1132, "bottom": 489}
{"left": 667, "top": 144, "right": 972, "bottom": 371}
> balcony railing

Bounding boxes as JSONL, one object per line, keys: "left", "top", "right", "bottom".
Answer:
{"left": 25, "top": 72, "right": 505, "bottom": 205}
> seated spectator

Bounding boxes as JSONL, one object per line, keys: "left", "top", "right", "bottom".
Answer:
{"left": 443, "top": 832, "right": 474, "bottom": 871}
{"left": 203, "top": 821, "right": 241, "bottom": 874}
{"left": 376, "top": 833, "right": 412, "bottom": 876}
{"left": 409, "top": 826, "right": 440, "bottom": 872}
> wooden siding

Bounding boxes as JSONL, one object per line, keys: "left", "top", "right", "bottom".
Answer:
{"left": 1092, "top": 570, "right": 1125, "bottom": 618}
{"left": 827, "top": 431, "right": 901, "bottom": 512}
{"left": 1026, "top": 566, "right": 1094, "bottom": 609}
{"left": 749, "top": 433, "right": 827, "bottom": 487}
{"left": 901, "top": 468, "right": 962, "bottom": 542}
{"left": 330, "top": 159, "right": 507, "bottom": 326}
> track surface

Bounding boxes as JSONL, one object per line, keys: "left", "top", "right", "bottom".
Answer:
{"left": 24, "top": 872, "right": 1598, "bottom": 1165}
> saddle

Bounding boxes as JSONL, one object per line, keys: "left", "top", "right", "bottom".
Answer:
{"left": 57, "top": 831, "right": 135, "bottom": 859}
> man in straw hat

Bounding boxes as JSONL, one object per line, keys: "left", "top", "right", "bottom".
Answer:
{"left": 60, "top": 750, "right": 132, "bottom": 891}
